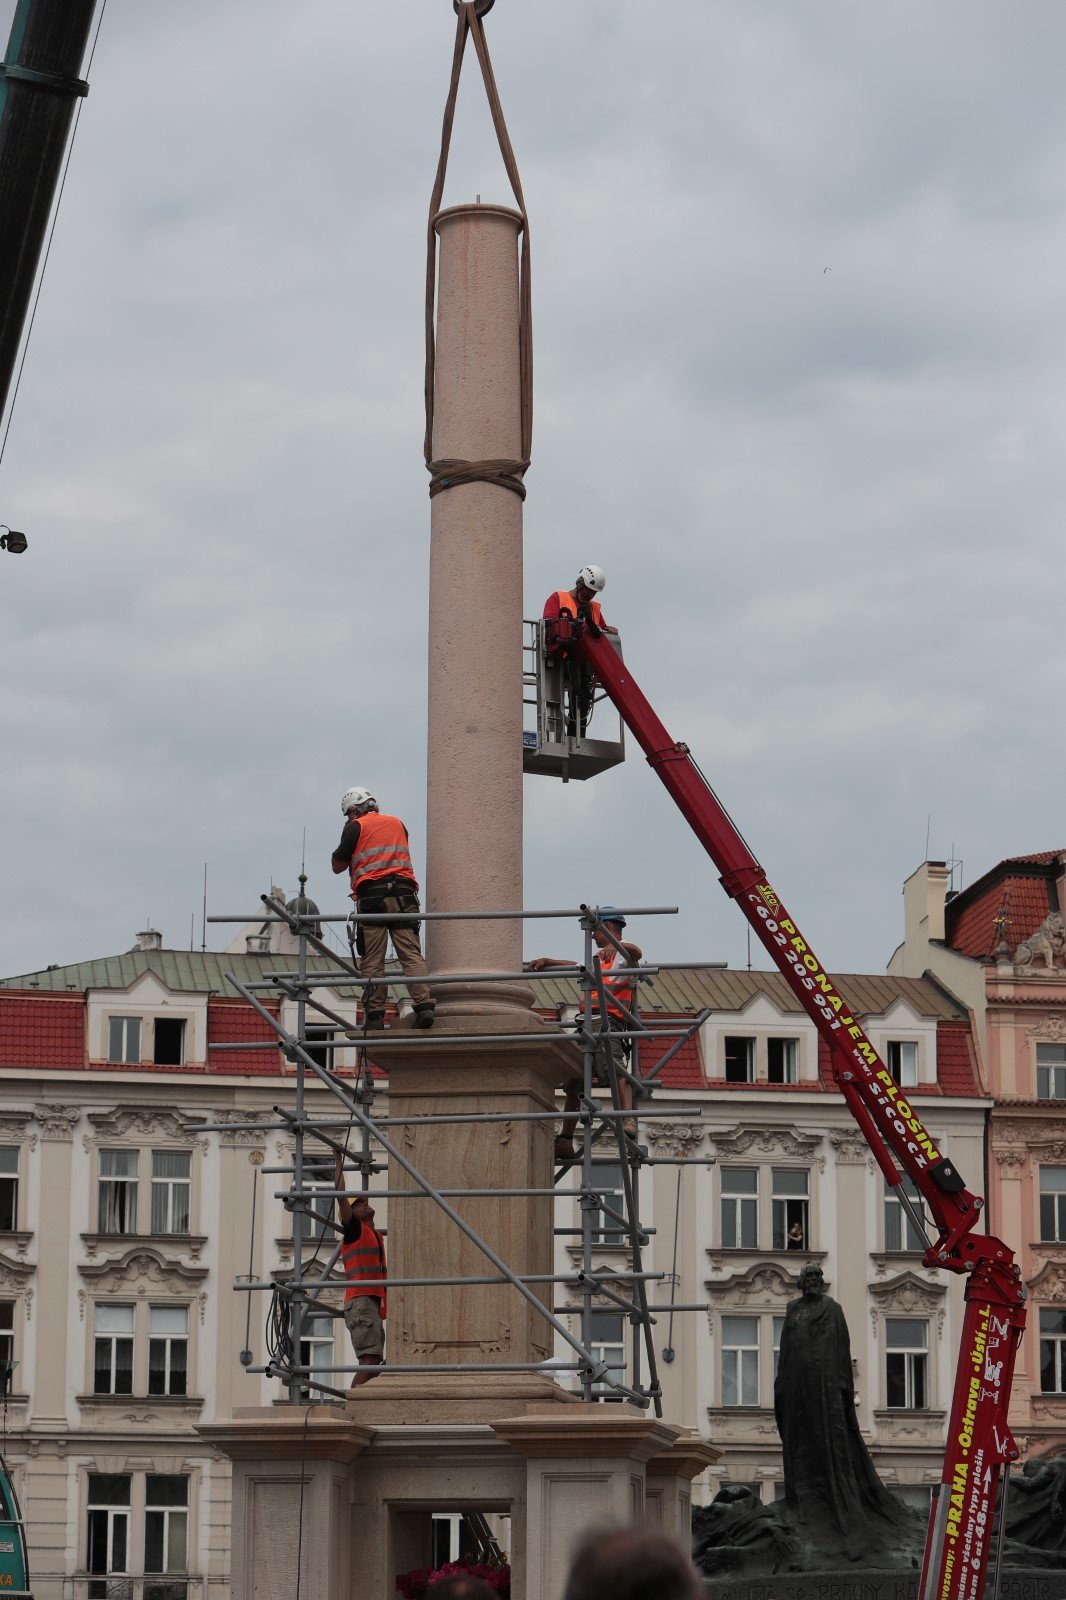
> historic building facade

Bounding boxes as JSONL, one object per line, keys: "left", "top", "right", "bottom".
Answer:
{"left": 889, "top": 848, "right": 1066, "bottom": 1461}
{"left": 539, "top": 965, "right": 989, "bottom": 1511}
{"left": 0, "top": 906, "right": 990, "bottom": 1593}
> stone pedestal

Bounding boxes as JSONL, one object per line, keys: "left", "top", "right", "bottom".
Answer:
{"left": 350, "top": 1030, "right": 576, "bottom": 1423}
{"left": 204, "top": 1405, "right": 718, "bottom": 1600}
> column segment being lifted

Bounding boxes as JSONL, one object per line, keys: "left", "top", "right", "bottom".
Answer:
{"left": 424, "top": 199, "right": 531, "bottom": 1021}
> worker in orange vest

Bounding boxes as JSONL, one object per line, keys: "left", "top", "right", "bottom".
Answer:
{"left": 335, "top": 1151, "right": 386, "bottom": 1385}
{"left": 542, "top": 565, "right": 619, "bottom": 738}
{"left": 331, "top": 787, "right": 434, "bottom": 1030}
{"left": 528, "top": 908, "right": 642, "bottom": 1162}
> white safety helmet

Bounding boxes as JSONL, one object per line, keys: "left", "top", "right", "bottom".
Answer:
{"left": 576, "top": 564, "right": 606, "bottom": 593}
{"left": 341, "top": 786, "right": 377, "bottom": 817}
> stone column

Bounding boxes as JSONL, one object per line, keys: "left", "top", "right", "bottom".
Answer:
{"left": 425, "top": 202, "right": 530, "bottom": 1021}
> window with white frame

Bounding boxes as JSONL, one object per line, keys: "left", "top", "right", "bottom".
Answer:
{"left": 589, "top": 1161, "right": 626, "bottom": 1244}
{"left": 0, "top": 1149, "right": 17, "bottom": 1232}
{"left": 108, "top": 1015, "right": 142, "bottom": 1065}
{"left": 885, "top": 1318, "right": 928, "bottom": 1409}
{"left": 87, "top": 1472, "right": 131, "bottom": 1598}
{"left": 305, "top": 1026, "right": 336, "bottom": 1071}
{"left": 772, "top": 1315, "right": 784, "bottom": 1381}
{"left": 144, "top": 1473, "right": 189, "bottom": 1599}
{"left": 767, "top": 1038, "right": 799, "bottom": 1085}
{"left": 771, "top": 1168, "right": 809, "bottom": 1251}
{"left": 720, "top": 1167, "right": 758, "bottom": 1249}
{"left": 1040, "top": 1308, "right": 1066, "bottom": 1394}
{"left": 588, "top": 1309, "right": 627, "bottom": 1395}
{"left": 0, "top": 1300, "right": 14, "bottom": 1389}
{"left": 151, "top": 1151, "right": 191, "bottom": 1235}
{"left": 1037, "top": 1045, "right": 1066, "bottom": 1102}
{"left": 884, "top": 1174, "right": 928, "bottom": 1252}
{"left": 1039, "top": 1167, "right": 1066, "bottom": 1242}
{"left": 887, "top": 1040, "right": 918, "bottom": 1089}
{"left": 721, "top": 1314, "right": 760, "bottom": 1406}
{"left": 299, "top": 1310, "right": 336, "bottom": 1391}
{"left": 293, "top": 1150, "right": 335, "bottom": 1245}
{"left": 724, "top": 1037, "right": 755, "bottom": 1083}
{"left": 93, "top": 1303, "right": 135, "bottom": 1395}
{"left": 148, "top": 1305, "right": 189, "bottom": 1397}
{"left": 99, "top": 1149, "right": 139, "bottom": 1234}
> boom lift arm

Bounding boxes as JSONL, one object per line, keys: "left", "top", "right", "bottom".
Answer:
{"left": 565, "top": 615, "right": 1026, "bottom": 1600}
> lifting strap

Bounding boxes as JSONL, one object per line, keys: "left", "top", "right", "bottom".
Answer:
{"left": 424, "top": 0, "right": 532, "bottom": 501}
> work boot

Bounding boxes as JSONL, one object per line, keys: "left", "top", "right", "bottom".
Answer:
{"left": 413, "top": 1004, "right": 435, "bottom": 1030}
{"left": 363, "top": 1012, "right": 386, "bottom": 1032}
{"left": 554, "top": 1135, "right": 577, "bottom": 1163}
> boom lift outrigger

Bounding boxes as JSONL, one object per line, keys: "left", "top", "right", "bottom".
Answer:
{"left": 555, "top": 611, "right": 1026, "bottom": 1600}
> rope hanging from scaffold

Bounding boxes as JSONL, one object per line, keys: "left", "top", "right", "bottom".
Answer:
{"left": 424, "top": 0, "right": 532, "bottom": 501}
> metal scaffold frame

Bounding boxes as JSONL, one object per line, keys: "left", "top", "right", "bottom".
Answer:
{"left": 200, "top": 895, "right": 715, "bottom": 1418}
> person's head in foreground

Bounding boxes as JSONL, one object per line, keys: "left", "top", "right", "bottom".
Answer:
{"left": 424, "top": 1576, "right": 497, "bottom": 1600}
{"left": 562, "top": 1526, "right": 705, "bottom": 1600}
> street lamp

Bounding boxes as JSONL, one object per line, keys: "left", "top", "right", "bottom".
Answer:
{"left": 0, "top": 526, "right": 28, "bottom": 554}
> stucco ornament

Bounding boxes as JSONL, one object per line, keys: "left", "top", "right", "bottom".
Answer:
{"left": 646, "top": 1121, "right": 704, "bottom": 1158}
{"left": 33, "top": 1103, "right": 79, "bottom": 1140}
{"left": 1014, "top": 913, "right": 1066, "bottom": 972}
{"left": 828, "top": 1128, "right": 870, "bottom": 1166}
{"left": 712, "top": 1125, "right": 825, "bottom": 1170}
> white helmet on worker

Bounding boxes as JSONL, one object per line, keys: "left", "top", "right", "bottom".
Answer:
{"left": 576, "top": 564, "right": 606, "bottom": 593}
{"left": 341, "top": 787, "right": 377, "bottom": 817}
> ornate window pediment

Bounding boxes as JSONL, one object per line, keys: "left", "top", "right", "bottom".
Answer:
{"left": 84, "top": 1106, "right": 208, "bottom": 1152}
{"left": 705, "top": 1261, "right": 803, "bottom": 1308}
{"left": 77, "top": 1244, "right": 207, "bottom": 1293}
{"left": 711, "top": 1125, "right": 824, "bottom": 1170}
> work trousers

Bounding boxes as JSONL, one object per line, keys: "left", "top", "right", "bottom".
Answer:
{"left": 359, "top": 895, "right": 431, "bottom": 1013}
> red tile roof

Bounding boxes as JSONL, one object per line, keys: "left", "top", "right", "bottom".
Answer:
{"left": 207, "top": 999, "right": 283, "bottom": 1075}
{"left": 636, "top": 1031, "right": 705, "bottom": 1089}
{"left": 0, "top": 991, "right": 85, "bottom": 1070}
{"left": 946, "top": 855, "right": 1061, "bottom": 961}
{"left": 936, "top": 1021, "right": 982, "bottom": 1095}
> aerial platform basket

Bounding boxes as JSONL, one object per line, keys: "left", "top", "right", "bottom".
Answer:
{"left": 522, "top": 618, "right": 626, "bottom": 782}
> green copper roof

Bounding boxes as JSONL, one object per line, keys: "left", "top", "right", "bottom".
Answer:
{"left": 0, "top": 947, "right": 355, "bottom": 995}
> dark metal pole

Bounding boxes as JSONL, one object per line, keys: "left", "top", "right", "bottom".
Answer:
{"left": 0, "top": 0, "right": 97, "bottom": 422}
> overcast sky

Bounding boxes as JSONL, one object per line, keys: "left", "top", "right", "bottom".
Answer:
{"left": 1, "top": 0, "right": 1064, "bottom": 982}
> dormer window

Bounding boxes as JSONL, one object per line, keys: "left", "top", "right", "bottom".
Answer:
{"left": 153, "top": 1018, "right": 185, "bottom": 1067}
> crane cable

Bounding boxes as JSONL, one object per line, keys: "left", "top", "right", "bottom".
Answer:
{"left": 0, "top": 0, "right": 109, "bottom": 476}
{"left": 424, "top": 0, "right": 532, "bottom": 501}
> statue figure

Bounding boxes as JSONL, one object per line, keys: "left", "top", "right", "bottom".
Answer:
{"left": 774, "top": 1263, "right": 906, "bottom": 1544}
{"left": 1014, "top": 912, "right": 1066, "bottom": 971}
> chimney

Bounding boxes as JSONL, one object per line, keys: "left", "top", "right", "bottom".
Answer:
{"left": 136, "top": 928, "right": 163, "bottom": 952}
{"left": 246, "top": 933, "right": 271, "bottom": 955}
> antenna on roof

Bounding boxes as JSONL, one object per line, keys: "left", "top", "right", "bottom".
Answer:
{"left": 189, "top": 913, "right": 194, "bottom": 952}
{"left": 201, "top": 863, "right": 208, "bottom": 953}
{"left": 947, "top": 844, "right": 963, "bottom": 894}
{"left": 926, "top": 814, "right": 932, "bottom": 859}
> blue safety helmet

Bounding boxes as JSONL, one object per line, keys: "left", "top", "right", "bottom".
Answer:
{"left": 598, "top": 906, "right": 627, "bottom": 929}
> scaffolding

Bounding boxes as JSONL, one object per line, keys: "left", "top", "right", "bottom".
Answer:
{"left": 199, "top": 893, "right": 715, "bottom": 1419}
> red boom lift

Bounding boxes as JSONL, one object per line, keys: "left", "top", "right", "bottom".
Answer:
{"left": 557, "top": 612, "right": 1026, "bottom": 1600}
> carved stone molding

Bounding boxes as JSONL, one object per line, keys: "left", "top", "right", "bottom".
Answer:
{"left": 33, "top": 1103, "right": 79, "bottom": 1141}
{"left": 993, "top": 1147, "right": 1028, "bottom": 1170}
{"left": 872, "top": 1408, "right": 947, "bottom": 1440}
{"left": 646, "top": 1122, "right": 704, "bottom": 1159}
{"left": 1027, "top": 1260, "right": 1066, "bottom": 1301}
{"left": 84, "top": 1106, "right": 208, "bottom": 1153}
{"left": 0, "top": 1252, "right": 35, "bottom": 1293}
{"left": 705, "top": 1261, "right": 802, "bottom": 1311}
{"left": 1026, "top": 1013, "right": 1066, "bottom": 1042}
{"left": 210, "top": 1109, "right": 272, "bottom": 1148}
{"left": 77, "top": 1245, "right": 208, "bottom": 1303}
{"left": 712, "top": 1125, "right": 825, "bottom": 1171}
{"left": 828, "top": 1128, "right": 870, "bottom": 1167}
{"left": 0, "top": 1110, "right": 37, "bottom": 1149}
{"left": 81, "top": 1232, "right": 207, "bottom": 1264}
{"left": 869, "top": 1270, "right": 946, "bottom": 1340}
{"left": 995, "top": 1118, "right": 1066, "bottom": 1152}
{"left": 1029, "top": 1398, "right": 1066, "bottom": 1423}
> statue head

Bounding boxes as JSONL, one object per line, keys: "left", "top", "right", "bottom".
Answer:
{"left": 799, "top": 1263, "right": 826, "bottom": 1300}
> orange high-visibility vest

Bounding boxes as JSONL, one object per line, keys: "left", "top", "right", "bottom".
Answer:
{"left": 599, "top": 944, "right": 634, "bottom": 1020}
{"left": 553, "top": 589, "right": 604, "bottom": 628}
{"left": 347, "top": 812, "right": 418, "bottom": 899}
{"left": 340, "top": 1223, "right": 387, "bottom": 1315}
